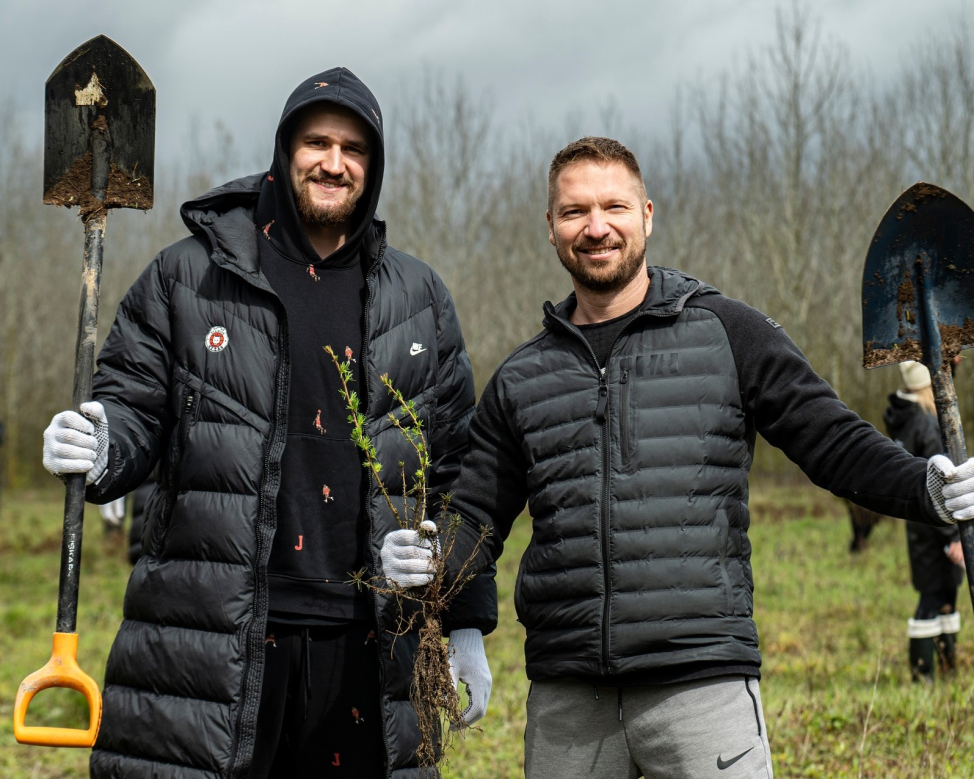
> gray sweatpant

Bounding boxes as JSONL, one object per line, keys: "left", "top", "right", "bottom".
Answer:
{"left": 524, "top": 675, "right": 773, "bottom": 778}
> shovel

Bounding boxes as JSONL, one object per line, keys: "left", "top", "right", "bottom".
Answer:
{"left": 13, "top": 35, "right": 154, "bottom": 748}
{"left": 862, "top": 181, "right": 974, "bottom": 608}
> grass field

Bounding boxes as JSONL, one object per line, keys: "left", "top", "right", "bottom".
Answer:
{"left": 2, "top": 482, "right": 973, "bottom": 778}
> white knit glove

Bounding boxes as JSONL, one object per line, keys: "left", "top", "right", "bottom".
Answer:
{"left": 42, "top": 401, "right": 109, "bottom": 485}
{"left": 927, "top": 454, "right": 974, "bottom": 522}
{"left": 380, "top": 519, "right": 438, "bottom": 588}
{"left": 448, "top": 628, "right": 492, "bottom": 724}
{"left": 99, "top": 497, "right": 126, "bottom": 528}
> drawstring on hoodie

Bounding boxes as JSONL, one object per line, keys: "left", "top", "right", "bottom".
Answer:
{"left": 617, "top": 687, "right": 623, "bottom": 721}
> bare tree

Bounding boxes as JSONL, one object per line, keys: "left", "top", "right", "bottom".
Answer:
{"left": 4, "top": 6, "right": 974, "bottom": 488}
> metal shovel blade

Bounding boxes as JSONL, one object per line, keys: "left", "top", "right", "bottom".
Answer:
{"left": 862, "top": 182, "right": 974, "bottom": 370}
{"left": 44, "top": 34, "right": 155, "bottom": 215}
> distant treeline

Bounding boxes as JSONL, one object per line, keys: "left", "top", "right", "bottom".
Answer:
{"left": 2, "top": 6, "right": 972, "bottom": 488}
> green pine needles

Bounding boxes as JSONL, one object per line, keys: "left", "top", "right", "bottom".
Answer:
{"left": 325, "top": 345, "right": 489, "bottom": 774}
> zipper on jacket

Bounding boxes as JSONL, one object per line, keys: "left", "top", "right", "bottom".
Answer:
{"left": 361, "top": 226, "right": 397, "bottom": 778}
{"left": 595, "top": 369, "right": 608, "bottom": 422}
{"left": 228, "top": 306, "right": 290, "bottom": 779}
{"left": 544, "top": 312, "right": 645, "bottom": 675}
{"left": 548, "top": 321, "right": 618, "bottom": 674}
{"left": 598, "top": 381, "right": 612, "bottom": 673}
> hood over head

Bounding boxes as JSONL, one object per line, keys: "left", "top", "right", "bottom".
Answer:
{"left": 255, "top": 67, "right": 385, "bottom": 268}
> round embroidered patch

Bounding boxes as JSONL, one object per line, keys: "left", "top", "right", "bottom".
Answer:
{"left": 205, "top": 326, "right": 228, "bottom": 352}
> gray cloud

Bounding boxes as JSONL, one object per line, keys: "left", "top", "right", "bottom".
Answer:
{"left": 2, "top": 0, "right": 968, "bottom": 171}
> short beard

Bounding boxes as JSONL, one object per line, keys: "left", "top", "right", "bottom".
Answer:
{"left": 295, "top": 176, "right": 363, "bottom": 227}
{"left": 556, "top": 234, "right": 647, "bottom": 293}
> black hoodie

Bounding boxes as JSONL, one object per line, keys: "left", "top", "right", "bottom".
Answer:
{"left": 256, "top": 68, "right": 385, "bottom": 623}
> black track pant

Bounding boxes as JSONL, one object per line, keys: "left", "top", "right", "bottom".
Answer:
{"left": 916, "top": 589, "right": 957, "bottom": 620}
{"left": 249, "top": 621, "right": 386, "bottom": 778}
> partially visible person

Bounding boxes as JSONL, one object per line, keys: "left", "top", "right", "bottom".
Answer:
{"left": 99, "top": 495, "right": 126, "bottom": 534}
{"left": 848, "top": 355, "right": 965, "bottom": 555}
{"left": 885, "top": 360, "right": 964, "bottom": 682}
{"left": 846, "top": 501, "right": 886, "bottom": 553}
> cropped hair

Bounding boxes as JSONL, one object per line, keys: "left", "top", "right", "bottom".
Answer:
{"left": 547, "top": 136, "right": 646, "bottom": 210}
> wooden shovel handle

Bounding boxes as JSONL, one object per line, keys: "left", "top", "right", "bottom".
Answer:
{"left": 13, "top": 632, "right": 102, "bottom": 747}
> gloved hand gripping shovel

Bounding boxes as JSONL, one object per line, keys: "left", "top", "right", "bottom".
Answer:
{"left": 862, "top": 182, "right": 974, "bottom": 608}
{"left": 13, "top": 35, "right": 154, "bottom": 748}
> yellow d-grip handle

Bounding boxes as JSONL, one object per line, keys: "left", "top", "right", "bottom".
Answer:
{"left": 13, "top": 632, "right": 102, "bottom": 747}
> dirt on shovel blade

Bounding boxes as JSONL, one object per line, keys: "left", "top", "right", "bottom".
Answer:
{"left": 864, "top": 339, "right": 923, "bottom": 368}
{"left": 941, "top": 318, "right": 974, "bottom": 361}
{"left": 864, "top": 320, "right": 974, "bottom": 370}
{"left": 44, "top": 151, "right": 153, "bottom": 216}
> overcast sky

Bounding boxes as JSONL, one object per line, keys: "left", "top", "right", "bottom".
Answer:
{"left": 3, "top": 0, "right": 969, "bottom": 173}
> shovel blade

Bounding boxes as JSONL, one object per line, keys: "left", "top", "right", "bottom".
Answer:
{"left": 862, "top": 182, "right": 974, "bottom": 369}
{"left": 44, "top": 35, "right": 155, "bottom": 213}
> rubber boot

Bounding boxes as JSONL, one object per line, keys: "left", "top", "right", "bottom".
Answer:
{"left": 937, "top": 611, "right": 961, "bottom": 675}
{"left": 908, "top": 617, "right": 940, "bottom": 684}
{"left": 936, "top": 633, "right": 956, "bottom": 675}
{"left": 910, "top": 638, "right": 936, "bottom": 683}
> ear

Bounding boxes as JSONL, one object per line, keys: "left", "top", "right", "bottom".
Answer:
{"left": 547, "top": 210, "right": 556, "bottom": 247}
{"left": 644, "top": 200, "right": 654, "bottom": 239}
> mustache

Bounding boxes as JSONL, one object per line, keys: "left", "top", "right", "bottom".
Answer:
{"left": 305, "top": 173, "right": 353, "bottom": 188}
{"left": 573, "top": 241, "right": 622, "bottom": 252}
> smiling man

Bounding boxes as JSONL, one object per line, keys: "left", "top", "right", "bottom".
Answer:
{"left": 381, "top": 136, "right": 974, "bottom": 778}
{"left": 41, "top": 68, "right": 495, "bottom": 779}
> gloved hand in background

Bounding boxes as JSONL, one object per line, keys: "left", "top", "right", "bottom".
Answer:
{"left": 928, "top": 455, "right": 974, "bottom": 522}
{"left": 100, "top": 496, "right": 126, "bottom": 531}
{"left": 447, "top": 628, "right": 492, "bottom": 725}
{"left": 42, "top": 401, "right": 109, "bottom": 485}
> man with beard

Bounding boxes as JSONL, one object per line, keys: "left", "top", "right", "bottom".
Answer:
{"left": 381, "top": 136, "right": 974, "bottom": 778}
{"left": 41, "top": 67, "right": 495, "bottom": 778}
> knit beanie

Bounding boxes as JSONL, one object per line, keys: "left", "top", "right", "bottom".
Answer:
{"left": 899, "top": 360, "right": 931, "bottom": 391}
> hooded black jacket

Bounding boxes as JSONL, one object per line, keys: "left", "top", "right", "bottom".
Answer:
{"left": 85, "top": 68, "right": 496, "bottom": 779}
{"left": 884, "top": 392, "right": 962, "bottom": 593}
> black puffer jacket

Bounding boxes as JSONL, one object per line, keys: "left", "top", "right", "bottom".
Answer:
{"left": 84, "top": 174, "right": 495, "bottom": 778}
{"left": 448, "top": 266, "right": 945, "bottom": 682}
{"left": 884, "top": 392, "right": 962, "bottom": 593}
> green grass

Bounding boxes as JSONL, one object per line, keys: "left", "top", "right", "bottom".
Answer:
{"left": 2, "top": 483, "right": 973, "bottom": 777}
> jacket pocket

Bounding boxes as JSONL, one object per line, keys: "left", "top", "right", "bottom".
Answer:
{"left": 172, "top": 364, "right": 270, "bottom": 434}
{"left": 620, "top": 359, "right": 634, "bottom": 469}
{"left": 715, "top": 509, "right": 734, "bottom": 616}
{"left": 150, "top": 382, "right": 197, "bottom": 557}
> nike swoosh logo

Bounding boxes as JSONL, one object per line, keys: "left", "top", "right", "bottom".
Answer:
{"left": 717, "top": 747, "right": 754, "bottom": 770}
{"left": 409, "top": 343, "right": 427, "bottom": 356}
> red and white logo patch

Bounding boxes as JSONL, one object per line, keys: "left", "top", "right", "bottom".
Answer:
{"left": 205, "top": 326, "right": 228, "bottom": 352}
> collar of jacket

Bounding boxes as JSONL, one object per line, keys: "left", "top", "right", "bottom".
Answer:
{"left": 178, "top": 173, "right": 387, "bottom": 291}
{"left": 542, "top": 265, "right": 715, "bottom": 330}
